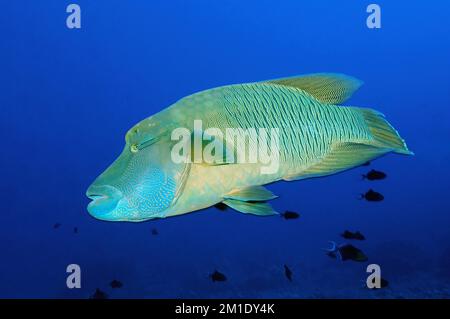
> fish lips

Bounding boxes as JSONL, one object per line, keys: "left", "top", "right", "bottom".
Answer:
{"left": 86, "top": 185, "right": 123, "bottom": 220}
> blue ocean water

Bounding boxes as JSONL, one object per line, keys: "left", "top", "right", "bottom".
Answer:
{"left": 1, "top": 0, "right": 449, "bottom": 298}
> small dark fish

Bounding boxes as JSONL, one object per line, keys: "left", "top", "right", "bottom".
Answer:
{"left": 73, "top": 227, "right": 78, "bottom": 234}
{"left": 281, "top": 211, "right": 300, "bottom": 220}
{"left": 325, "top": 242, "right": 368, "bottom": 262}
{"left": 90, "top": 288, "right": 108, "bottom": 299}
{"left": 210, "top": 270, "right": 227, "bottom": 282}
{"left": 380, "top": 278, "right": 389, "bottom": 288}
{"left": 53, "top": 223, "right": 61, "bottom": 229}
{"left": 214, "top": 203, "right": 228, "bottom": 211}
{"left": 151, "top": 228, "right": 158, "bottom": 235}
{"left": 368, "top": 277, "right": 389, "bottom": 289}
{"left": 361, "top": 161, "right": 371, "bottom": 166}
{"left": 363, "top": 169, "right": 387, "bottom": 181}
{"left": 360, "top": 189, "right": 384, "bottom": 202}
{"left": 338, "top": 244, "right": 368, "bottom": 262}
{"left": 284, "top": 264, "right": 293, "bottom": 282}
{"left": 341, "top": 230, "right": 365, "bottom": 240}
{"left": 110, "top": 279, "right": 123, "bottom": 289}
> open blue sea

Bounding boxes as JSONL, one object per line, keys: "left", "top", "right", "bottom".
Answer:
{"left": 1, "top": 0, "right": 449, "bottom": 298}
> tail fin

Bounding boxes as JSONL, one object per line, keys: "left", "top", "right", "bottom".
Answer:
{"left": 359, "top": 108, "right": 414, "bottom": 155}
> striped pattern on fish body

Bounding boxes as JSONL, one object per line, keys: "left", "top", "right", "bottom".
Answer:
{"left": 161, "top": 74, "right": 413, "bottom": 218}
{"left": 168, "top": 80, "right": 408, "bottom": 183}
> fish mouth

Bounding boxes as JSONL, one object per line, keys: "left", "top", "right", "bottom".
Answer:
{"left": 86, "top": 185, "right": 123, "bottom": 219}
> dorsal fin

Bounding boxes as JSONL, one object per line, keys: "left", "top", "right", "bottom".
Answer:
{"left": 262, "top": 73, "right": 364, "bottom": 104}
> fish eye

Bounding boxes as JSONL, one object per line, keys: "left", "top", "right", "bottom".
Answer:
{"left": 130, "top": 144, "right": 139, "bottom": 153}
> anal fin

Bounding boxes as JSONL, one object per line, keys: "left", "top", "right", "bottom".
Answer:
{"left": 284, "top": 143, "right": 389, "bottom": 181}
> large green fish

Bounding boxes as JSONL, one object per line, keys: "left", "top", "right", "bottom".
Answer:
{"left": 86, "top": 73, "right": 412, "bottom": 222}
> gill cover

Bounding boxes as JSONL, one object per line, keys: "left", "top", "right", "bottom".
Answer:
{"left": 121, "top": 122, "right": 191, "bottom": 220}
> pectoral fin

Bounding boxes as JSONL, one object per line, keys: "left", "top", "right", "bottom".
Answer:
{"left": 190, "top": 130, "right": 236, "bottom": 165}
{"left": 222, "top": 199, "right": 278, "bottom": 216}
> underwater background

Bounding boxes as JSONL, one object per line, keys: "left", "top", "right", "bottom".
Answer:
{"left": 1, "top": 0, "right": 450, "bottom": 298}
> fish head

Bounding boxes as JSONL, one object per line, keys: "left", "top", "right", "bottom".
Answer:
{"left": 86, "top": 118, "right": 189, "bottom": 222}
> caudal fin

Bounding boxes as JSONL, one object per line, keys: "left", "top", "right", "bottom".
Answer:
{"left": 359, "top": 108, "right": 414, "bottom": 155}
